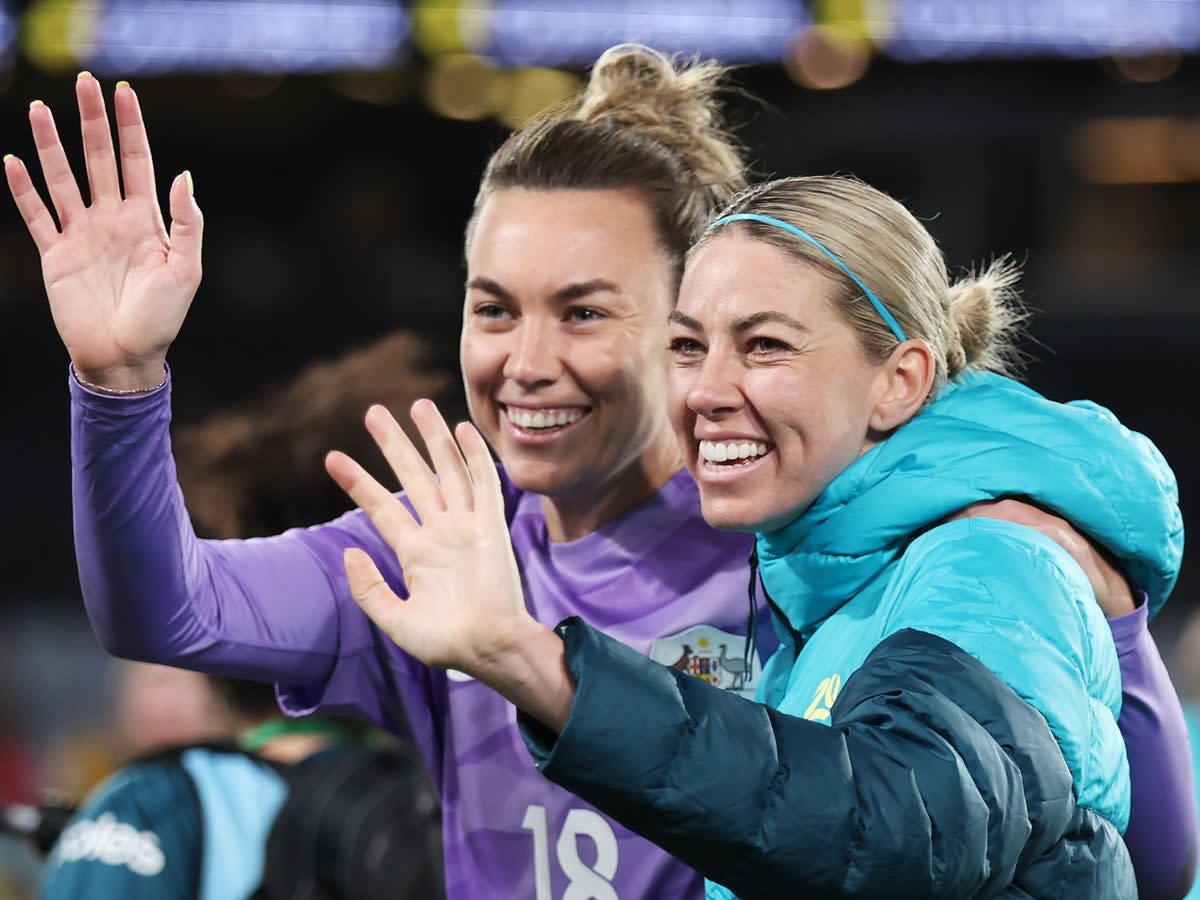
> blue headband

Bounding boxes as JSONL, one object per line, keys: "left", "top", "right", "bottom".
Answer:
{"left": 707, "top": 212, "right": 907, "bottom": 343}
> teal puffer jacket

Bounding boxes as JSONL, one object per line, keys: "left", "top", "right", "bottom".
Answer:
{"left": 524, "top": 372, "right": 1181, "bottom": 899}
{"left": 755, "top": 371, "right": 1181, "bottom": 828}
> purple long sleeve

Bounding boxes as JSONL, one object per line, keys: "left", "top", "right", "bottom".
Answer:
{"left": 1111, "top": 599, "right": 1199, "bottom": 899}
{"left": 69, "top": 370, "right": 431, "bottom": 742}
{"left": 70, "top": 369, "right": 775, "bottom": 899}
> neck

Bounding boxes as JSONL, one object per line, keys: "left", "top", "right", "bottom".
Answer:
{"left": 255, "top": 732, "right": 335, "bottom": 765}
{"left": 238, "top": 716, "right": 360, "bottom": 764}
{"left": 541, "top": 425, "right": 684, "bottom": 542}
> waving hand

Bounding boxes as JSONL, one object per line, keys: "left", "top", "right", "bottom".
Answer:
{"left": 326, "top": 400, "right": 574, "bottom": 729}
{"left": 4, "top": 74, "right": 201, "bottom": 390}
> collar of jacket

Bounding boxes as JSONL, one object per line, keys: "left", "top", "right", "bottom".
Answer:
{"left": 754, "top": 371, "right": 1182, "bottom": 640}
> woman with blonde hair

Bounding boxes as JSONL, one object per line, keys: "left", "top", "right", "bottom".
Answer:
{"left": 325, "top": 175, "right": 1185, "bottom": 897}
{"left": 6, "top": 46, "right": 772, "bottom": 898}
{"left": 6, "top": 47, "right": 1193, "bottom": 897}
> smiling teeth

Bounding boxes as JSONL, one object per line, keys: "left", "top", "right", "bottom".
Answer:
{"left": 505, "top": 408, "right": 584, "bottom": 430}
{"left": 699, "top": 440, "right": 769, "bottom": 462}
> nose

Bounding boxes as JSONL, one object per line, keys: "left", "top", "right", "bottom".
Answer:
{"left": 502, "top": 317, "right": 563, "bottom": 388}
{"left": 685, "top": 352, "right": 744, "bottom": 420}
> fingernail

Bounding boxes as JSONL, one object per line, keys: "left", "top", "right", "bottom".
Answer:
{"left": 29, "top": 99, "right": 44, "bottom": 109}
{"left": 183, "top": 170, "right": 194, "bottom": 196}
{"left": 2, "top": 154, "right": 12, "bottom": 164}
{"left": 77, "top": 70, "right": 93, "bottom": 80}
{"left": 116, "top": 80, "right": 131, "bottom": 91}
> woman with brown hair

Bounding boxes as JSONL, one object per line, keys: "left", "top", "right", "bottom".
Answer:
{"left": 328, "top": 175, "right": 1186, "bottom": 897}
{"left": 6, "top": 46, "right": 1193, "bottom": 897}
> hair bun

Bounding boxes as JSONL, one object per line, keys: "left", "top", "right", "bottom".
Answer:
{"left": 945, "top": 255, "right": 1027, "bottom": 378}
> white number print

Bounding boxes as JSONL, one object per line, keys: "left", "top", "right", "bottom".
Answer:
{"left": 522, "top": 804, "right": 620, "bottom": 900}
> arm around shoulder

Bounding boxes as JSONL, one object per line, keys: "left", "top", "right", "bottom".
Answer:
{"left": 1109, "top": 600, "right": 1199, "bottom": 900}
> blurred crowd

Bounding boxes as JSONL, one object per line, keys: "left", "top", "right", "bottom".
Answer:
{"left": 0, "top": 328, "right": 466, "bottom": 897}
{"left": 0, "top": 7, "right": 1197, "bottom": 896}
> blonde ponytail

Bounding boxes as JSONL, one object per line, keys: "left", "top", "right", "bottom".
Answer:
{"left": 945, "top": 256, "right": 1028, "bottom": 379}
{"left": 698, "top": 175, "right": 1029, "bottom": 395}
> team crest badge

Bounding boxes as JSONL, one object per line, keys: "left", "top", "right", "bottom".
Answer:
{"left": 649, "top": 625, "right": 762, "bottom": 699}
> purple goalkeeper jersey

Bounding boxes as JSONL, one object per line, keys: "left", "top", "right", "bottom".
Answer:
{"left": 68, "top": 372, "right": 1195, "bottom": 897}
{"left": 69, "top": 374, "right": 775, "bottom": 899}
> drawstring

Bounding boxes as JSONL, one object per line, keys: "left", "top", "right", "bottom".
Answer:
{"left": 748, "top": 544, "right": 802, "bottom": 668}
{"left": 744, "top": 547, "right": 760, "bottom": 673}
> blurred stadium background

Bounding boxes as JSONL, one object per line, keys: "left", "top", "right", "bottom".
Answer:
{"left": 0, "top": 1, "right": 1197, "bottom": 894}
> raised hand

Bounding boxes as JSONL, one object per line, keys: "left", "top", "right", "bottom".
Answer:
{"left": 4, "top": 73, "right": 202, "bottom": 390}
{"left": 327, "top": 400, "right": 574, "bottom": 728}
{"left": 326, "top": 399, "right": 578, "bottom": 730}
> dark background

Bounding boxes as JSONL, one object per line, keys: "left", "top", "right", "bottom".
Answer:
{"left": 0, "top": 8, "right": 1196, "bottom": 889}
{"left": 2, "top": 55, "right": 1196, "bottom": 620}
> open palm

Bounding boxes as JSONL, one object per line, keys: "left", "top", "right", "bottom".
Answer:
{"left": 326, "top": 400, "right": 536, "bottom": 674}
{"left": 4, "top": 74, "right": 201, "bottom": 388}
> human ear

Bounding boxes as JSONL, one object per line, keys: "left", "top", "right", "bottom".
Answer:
{"left": 869, "top": 340, "right": 935, "bottom": 432}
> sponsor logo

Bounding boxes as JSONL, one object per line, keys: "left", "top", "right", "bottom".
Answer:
{"left": 803, "top": 674, "right": 843, "bottom": 723}
{"left": 649, "top": 625, "right": 762, "bottom": 699}
{"left": 56, "top": 812, "right": 166, "bottom": 877}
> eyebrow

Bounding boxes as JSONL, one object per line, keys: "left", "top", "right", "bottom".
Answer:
{"left": 466, "top": 277, "right": 622, "bottom": 304}
{"left": 732, "top": 311, "right": 809, "bottom": 334}
{"left": 667, "top": 309, "right": 809, "bottom": 334}
{"left": 667, "top": 309, "right": 702, "bottom": 330}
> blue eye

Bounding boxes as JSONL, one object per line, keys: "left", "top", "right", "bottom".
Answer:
{"left": 566, "top": 307, "right": 603, "bottom": 323}
{"left": 475, "top": 304, "right": 509, "bottom": 320}
{"left": 668, "top": 337, "right": 704, "bottom": 355}
{"left": 748, "top": 336, "right": 789, "bottom": 352}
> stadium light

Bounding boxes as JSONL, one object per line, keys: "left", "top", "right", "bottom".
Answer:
{"left": 23, "top": 0, "right": 410, "bottom": 75}
{"left": 16, "top": 0, "right": 1200, "bottom": 77}
{"left": 473, "top": 0, "right": 812, "bottom": 67}
{"left": 0, "top": 2, "right": 15, "bottom": 65}
{"left": 880, "top": 0, "right": 1200, "bottom": 62}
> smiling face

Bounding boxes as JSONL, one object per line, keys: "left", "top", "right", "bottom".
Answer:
{"left": 669, "top": 233, "right": 893, "bottom": 532}
{"left": 461, "top": 187, "right": 681, "bottom": 521}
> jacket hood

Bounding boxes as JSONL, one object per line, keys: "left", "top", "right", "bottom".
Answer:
{"left": 756, "top": 371, "right": 1182, "bottom": 638}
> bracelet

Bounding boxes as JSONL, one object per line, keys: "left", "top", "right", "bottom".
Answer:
{"left": 73, "top": 364, "right": 167, "bottom": 396}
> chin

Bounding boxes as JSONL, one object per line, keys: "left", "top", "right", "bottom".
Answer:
{"left": 701, "top": 496, "right": 801, "bottom": 534}
{"left": 698, "top": 499, "right": 763, "bottom": 533}
{"left": 498, "top": 456, "right": 576, "bottom": 495}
